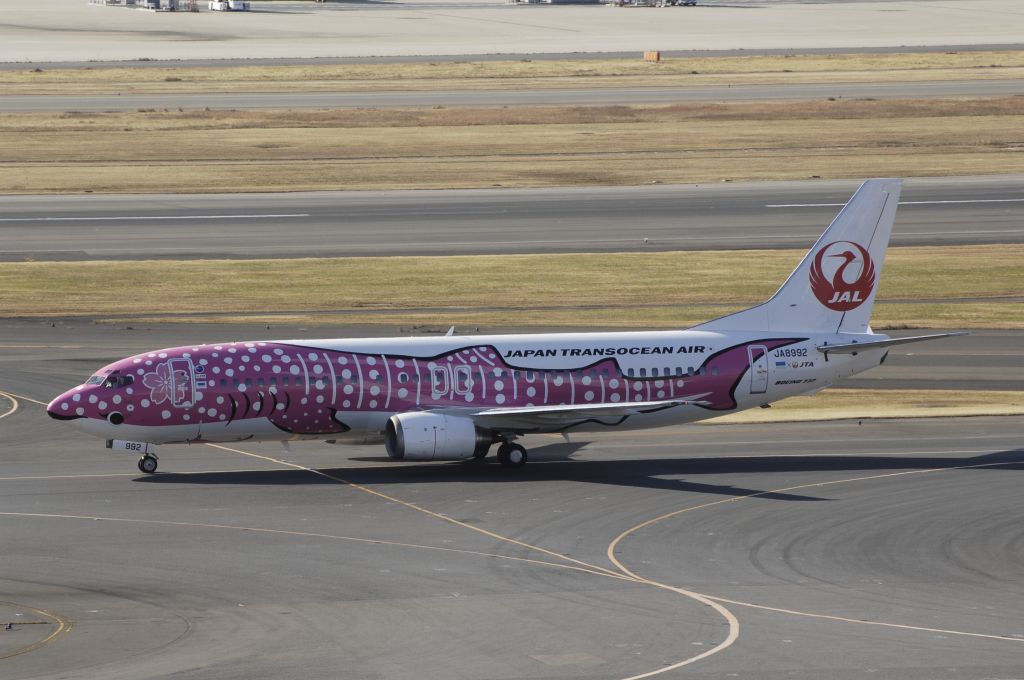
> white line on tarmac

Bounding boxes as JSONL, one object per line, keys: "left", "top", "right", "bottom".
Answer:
{"left": 767, "top": 199, "right": 1024, "bottom": 208}
{"left": 0, "top": 214, "right": 310, "bottom": 222}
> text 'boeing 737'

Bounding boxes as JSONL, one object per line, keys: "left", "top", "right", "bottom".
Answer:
{"left": 48, "top": 179, "right": 964, "bottom": 473}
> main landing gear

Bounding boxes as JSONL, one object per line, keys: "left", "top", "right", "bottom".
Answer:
{"left": 137, "top": 454, "right": 158, "bottom": 474}
{"left": 496, "top": 442, "right": 528, "bottom": 469}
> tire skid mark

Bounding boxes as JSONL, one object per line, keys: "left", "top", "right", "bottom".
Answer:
{"left": 608, "top": 458, "right": 1024, "bottom": 646}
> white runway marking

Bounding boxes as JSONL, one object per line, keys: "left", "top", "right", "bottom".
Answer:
{"left": 767, "top": 198, "right": 1024, "bottom": 208}
{"left": 0, "top": 214, "right": 310, "bottom": 222}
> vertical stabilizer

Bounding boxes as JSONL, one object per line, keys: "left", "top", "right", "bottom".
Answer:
{"left": 695, "top": 178, "right": 902, "bottom": 334}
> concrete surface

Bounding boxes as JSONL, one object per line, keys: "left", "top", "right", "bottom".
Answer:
{"left": 1, "top": 0, "right": 1022, "bottom": 62}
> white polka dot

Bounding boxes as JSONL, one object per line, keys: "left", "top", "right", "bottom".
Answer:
{"left": 219, "top": 415, "right": 226, "bottom": 421}
{"left": 126, "top": 388, "right": 133, "bottom": 395}
{"left": 634, "top": 395, "right": 643, "bottom": 401}
{"left": 289, "top": 365, "right": 300, "bottom": 375}
{"left": 300, "top": 397, "right": 308, "bottom": 405}
{"left": 212, "top": 366, "right": 221, "bottom": 374}
{"left": 611, "top": 393, "right": 621, "bottom": 402}
{"left": 126, "top": 405, "right": 134, "bottom": 412}
{"left": 582, "top": 376, "right": 592, "bottom": 386}
{"left": 634, "top": 382, "right": 643, "bottom": 390}
{"left": 584, "top": 391, "right": 595, "bottom": 401}
{"left": 308, "top": 353, "right": 318, "bottom": 361}
{"left": 224, "top": 357, "right": 233, "bottom": 365}
{"left": 88, "top": 394, "right": 98, "bottom": 404}
{"left": 657, "top": 391, "right": 665, "bottom": 399}
{"left": 262, "top": 354, "right": 272, "bottom": 363}
{"left": 313, "top": 365, "right": 323, "bottom": 375}
{"left": 370, "top": 386, "right": 380, "bottom": 396}
{"left": 526, "top": 387, "right": 536, "bottom": 397}
{"left": 369, "top": 400, "right": 377, "bottom": 408}
{"left": 272, "top": 365, "right": 282, "bottom": 374}
{"left": 60, "top": 403, "right": 69, "bottom": 411}
{"left": 343, "top": 385, "right": 354, "bottom": 395}
{"left": 216, "top": 396, "right": 225, "bottom": 404}
{"left": 238, "top": 383, "right": 247, "bottom": 392}
{"left": 72, "top": 394, "right": 82, "bottom": 402}
{"left": 316, "top": 395, "right": 325, "bottom": 404}
{"left": 281, "top": 355, "right": 291, "bottom": 363}
{"left": 225, "top": 369, "right": 234, "bottom": 377}
{"left": 98, "top": 401, "right": 107, "bottom": 409}
{"left": 213, "top": 346, "right": 223, "bottom": 351}
{"left": 395, "top": 360, "right": 405, "bottom": 368}
{"left": 369, "top": 370, "right": 379, "bottom": 380}
{"left": 495, "top": 394, "right": 506, "bottom": 405}
{"left": 161, "top": 410, "right": 171, "bottom": 419}
{"left": 141, "top": 399, "right": 150, "bottom": 407}
{"left": 464, "top": 393, "right": 474, "bottom": 402}
{"left": 655, "top": 380, "right": 664, "bottom": 388}
{"left": 337, "top": 357, "right": 348, "bottom": 365}
{"left": 609, "top": 379, "right": 620, "bottom": 388}
{"left": 553, "top": 376, "right": 563, "bottom": 386}
{"left": 198, "top": 407, "right": 206, "bottom": 414}
{"left": 183, "top": 414, "right": 190, "bottom": 421}
{"left": 137, "top": 368, "right": 145, "bottom": 375}
{"left": 367, "top": 357, "right": 377, "bottom": 366}
{"left": 342, "top": 400, "right": 350, "bottom": 408}
{"left": 276, "top": 404, "right": 285, "bottom": 411}
{"left": 112, "top": 395, "right": 122, "bottom": 404}
{"left": 75, "top": 407, "right": 85, "bottom": 416}
{"left": 342, "top": 369, "right": 352, "bottom": 379}
{"left": 494, "top": 380, "right": 504, "bottom": 391}
{"left": 398, "top": 388, "right": 408, "bottom": 398}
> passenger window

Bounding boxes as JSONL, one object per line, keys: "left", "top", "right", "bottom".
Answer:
{"left": 639, "top": 368, "right": 647, "bottom": 377}
{"left": 398, "top": 372, "right": 408, "bottom": 384}
{"left": 687, "top": 367, "right": 695, "bottom": 376}
{"left": 652, "top": 368, "right": 659, "bottom": 377}
{"left": 712, "top": 367, "right": 719, "bottom": 376}
{"left": 675, "top": 367, "right": 683, "bottom": 376}
{"left": 627, "top": 368, "right": 635, "bottom": 377}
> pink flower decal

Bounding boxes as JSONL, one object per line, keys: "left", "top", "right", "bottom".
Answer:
{"left": 142, "top": 362, "right": 188, "bottom": 405}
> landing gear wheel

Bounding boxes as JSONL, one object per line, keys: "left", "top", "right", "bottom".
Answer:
{"left": 138, "top": 455, "right": 158, "bottom": 474}
{"left": 497, "top": 443, "right": 528, "bottom": 468}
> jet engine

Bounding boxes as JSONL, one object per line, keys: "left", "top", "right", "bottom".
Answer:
{"left": 385, "top": 412, "right": 492, "bottom": 461}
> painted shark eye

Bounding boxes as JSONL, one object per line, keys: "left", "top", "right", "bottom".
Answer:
{"left": 108, "top": 412, "right": 124, "bottom": 425}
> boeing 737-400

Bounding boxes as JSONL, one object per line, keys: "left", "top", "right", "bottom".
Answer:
{"left": 47, "top": 179, "right": 963, "bottom": 473}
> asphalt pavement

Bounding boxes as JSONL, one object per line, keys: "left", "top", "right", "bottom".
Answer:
{"left": 2, "top": 176, "right": 1022, "bottom": 261}
{"left": 1, "top": 321, "right": 1022, "bottom": 679}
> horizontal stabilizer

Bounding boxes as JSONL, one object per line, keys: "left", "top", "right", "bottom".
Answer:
{"left": 817, "top": 332, "right": 968, "bottom": 355}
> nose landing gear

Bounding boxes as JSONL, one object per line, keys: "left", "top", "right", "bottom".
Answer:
{"left": 137, "top": 454, "right": 159, "bottom": 474}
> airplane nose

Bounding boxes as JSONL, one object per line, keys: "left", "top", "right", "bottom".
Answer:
{"left": 47, "top": 390, "right": 84, "bottom": 421}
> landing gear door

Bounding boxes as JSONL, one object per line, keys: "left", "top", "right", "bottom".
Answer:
{"left": 747, "top": 345, "right": 769, "bottom": 394}
{"left": 168, "top": 358, "right": 196, "bottom": 408}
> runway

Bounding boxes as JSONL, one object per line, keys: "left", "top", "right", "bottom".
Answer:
{"left": 2, "top": 176, "right": 1022, "bottom": 261}
{"left": 1, "top": 322, "right": 1022, "bottom": 679}
{"left": 5, "top": 78, "right": 1022, "bottom": 113}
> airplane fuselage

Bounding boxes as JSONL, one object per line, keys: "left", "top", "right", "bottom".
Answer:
{"left": 49, "top": 329, "right": 884, "bottom": 447}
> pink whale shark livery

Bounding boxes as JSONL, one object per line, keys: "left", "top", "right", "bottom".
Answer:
{"left": 47, "top": 180, "right": 965, "bottom": 471}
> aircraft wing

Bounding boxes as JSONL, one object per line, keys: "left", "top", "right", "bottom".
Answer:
{"left": 441, "top": 395, "right": 711, "bottom": 431}
{"left": 817, "top": 332, "right": 967, "bottom": 355}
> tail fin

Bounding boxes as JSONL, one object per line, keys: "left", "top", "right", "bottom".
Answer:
{"left": 696, "top": 178, "right": 902, "bottom": 334}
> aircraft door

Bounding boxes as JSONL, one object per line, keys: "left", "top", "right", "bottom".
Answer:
{"left": 167, "top": 358, "right": 197, "bottom": 407}
{"left": 747, "top": 345, "right": 769, "bottom": 394}
{"left": 430, "top": 366, "right": 450, "bottom": 400}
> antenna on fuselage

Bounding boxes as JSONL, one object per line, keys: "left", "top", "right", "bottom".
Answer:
{"left": 446, "top": 326, "right": 456, "bottom": 336}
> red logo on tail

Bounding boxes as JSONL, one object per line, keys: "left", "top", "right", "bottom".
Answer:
{"left": 809, "top": 241, "right": 875, "bottom": 311}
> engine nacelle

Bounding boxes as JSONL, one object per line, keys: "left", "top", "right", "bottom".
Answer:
{"left": 385, "top": 412, "right": 491, "bottom": 461}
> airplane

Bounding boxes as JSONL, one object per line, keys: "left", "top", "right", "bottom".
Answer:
{"left": 47, "top": 179, "right": 964, "bottom": 473}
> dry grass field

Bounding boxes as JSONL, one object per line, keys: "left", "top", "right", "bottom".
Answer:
{"left": 3, "top": 51, "right": 1022, "bottom": 95}
{"left": 2, "top": 245, "right": 1020, "bottom": 328}
{"left": 2, "top": 97, "right": 1022, "bottom": 193}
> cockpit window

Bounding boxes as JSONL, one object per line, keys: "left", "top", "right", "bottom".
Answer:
{"left": 99, "top": 375, "right": 134, "bottom": 389}
{"left": 85, "top": 375, "right": 104, "bottom": 385}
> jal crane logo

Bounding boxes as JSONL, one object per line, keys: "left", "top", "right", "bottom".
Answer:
{"left": 809, "top": 240, "right": 876, "bottom": 311}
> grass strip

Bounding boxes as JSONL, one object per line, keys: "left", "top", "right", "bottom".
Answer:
{"left": 2, "top": 97, "right": 1022, "bottom": 193}
{"left": 2, "top": 245, "right": 1022, "bottom": 328}
{"left": 3, "top": 51, "right": 1023, "bottom": 95}
{"left": 707, "top": 389, "right": 1024, "bottom": 425}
